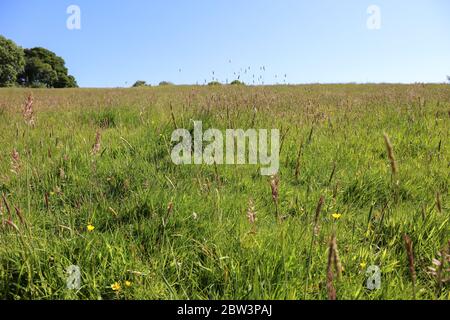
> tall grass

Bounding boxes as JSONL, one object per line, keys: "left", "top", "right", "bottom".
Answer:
{"left": 0, "top": 84, "right": 448, "bottom": 300}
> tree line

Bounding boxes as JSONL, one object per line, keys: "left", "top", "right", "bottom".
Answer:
{"left": 0, "top": 35, "right": 77, "bottom": 88}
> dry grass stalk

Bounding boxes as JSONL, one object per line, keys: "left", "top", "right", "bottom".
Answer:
{"left": 246, "top": 198, "right": 257, "bottom": 233}
{"left": 304, "top": 194, "right": 325, "bottom": 298}
{"left": 313, "top": 196, "right": 324, "bottom": 236}
{"left": 44, "top": 192, "right": 50, "bottom": 212}
{"left": 1, "top": 194, "right": 19, "bottom": 231}
{"left": 91, "top": 130, "right": 102, "bottom": 155}
{"left": 169, "top": 102, "right": 178, "bottom": 129}
{"left": 332, "top": 183, "right": 339, "bottom": 200}
{"left": 279, "top": 127, "right": 290, "bottom": 154}
{"left": 270, "top": 175, "right": 279, "bottom": 219}
{"left": 307, "top": 126, "right": 314, "bottom": 145}
{"left": 383, "top": 133, "right": 397, "bottom": 175}
{"left": 0, "top": 199, "right": 3, "bottom": 227}
{"left": 326, "top": 234, "right": 343, "bottom": 300}
{"left": 59, "top": 167, "right": 66, "bottom": 180}
{"left": 11, "top": 149, "right": 20, "bottom": 174}
{"left": 403, "top": 234, "right": 416, "bottom": 299}
{"left": 213, "top": 162, "right": 221, "bottom": 185}
{"left": 163, "top": 201, "right": 174, "bottom": 227}
{"left": 328, "top": 162, "right": 336, "bottom": 185}
{"left": 23, "top": 94, "right": 35, "bottom": 126}
{"left": 326, "top": 254, "right": 336, "bottom": 299}
{"left": 326, "top": 234, "right": 337, "bottom": 300}
{"left": 435, "top": 251, "right": 445, "bottom": 291}
{"left": 331, "top": 235, "right": 342, "bottom": 279}
{"left": 167, "top": 201, "right": 174, "bottom": 216}
{"left": 427, "top": 241, "right": 450, "bottom": 293}
{"left": 436, "top": 192, "right": 442, "bottom": 214}
{"left": 4, "top": 219, "right": 19, "bottom": 231}
{"left": 294, "top": 142, "right": 303, "bottom": 180}
{"left": 270, "top": 175, "right": 279, "bottom": 203}
{"left": 1, "top": 194, "right": 11, "bottom": 221}
{"left": 14, "top": 206, "right": 26, "bottom": 226}
{"left": 421, "top": 205, "right": 426, "bottom": 221}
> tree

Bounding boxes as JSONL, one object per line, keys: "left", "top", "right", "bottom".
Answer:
{"left": 0, "top": 35, "right": 25, "bottom": 87}
{"left": 55, "top": 74, "right": 77, "bottom": 88}
{"left": 132, "top": 80, "right": 148, "bottom": 87}
{"left": 23, "top": 57, "right": 57, "bottom": 87}
{"left": 159, "top": 81, "right": 173, "bottom": 86}
{"left": 447, "top": 75, "right": 450, "bottom": 83}
{"left": 20, "top": 47, "right": 77, "bottom": 88}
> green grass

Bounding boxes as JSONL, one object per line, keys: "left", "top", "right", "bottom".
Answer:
{"left": 0, "top": 84, "right": 449, "bottom": 300}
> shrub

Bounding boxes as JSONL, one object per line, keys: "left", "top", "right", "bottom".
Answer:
{"left": 230, "top": 80, "right": 245, "bottom": 86}
{"left": 132, "top": 80, "right": 149, "bottom": 87}
{"left": 159, "top": 81, "right": 173, "bottom": 86}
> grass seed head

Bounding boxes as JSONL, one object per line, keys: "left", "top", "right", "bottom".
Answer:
{"left": 326, "top": 234, "right": 337, "bottom": 300}
{"left": 23, "top": 94, "right": 35, "bottom": 126}
{"left": 59, "top": 167, "right": 66, "bottom": 180}
{"left": 270, "top": 175, "right": 279, "bottom": 204}
{"left": 247, "top": 198, "right": 257, "bottom": 225}
{"left": 11, "top": 149, "right": 20, "bottom": 174}
{"left": 14, "top": 206, "right": 26, "bottom": 225}
{"left": 403, "top": 234, "right": 416, "bottom": 297}
{"left": 91, "top": 130, "right": 102, "bottom": 155}
{"left": 383, "top": 133, "right": 398, "bottom": 175}
{"left": 331, "top": 235, "right": 342, "bottom": 278}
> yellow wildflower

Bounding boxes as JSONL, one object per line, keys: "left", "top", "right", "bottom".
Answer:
{"left": 331, "top": 212, "right": 342, "bottom": 220}
{"left": 360, "top": 262, "right": 367, "bottom": 269}
{"left": 87, "top": 224, "right": 95, "bottom": 232}
{"left": 111, "top": 282, "right": 121, "bottom": 291}
{"left": 125, "top": 281, "right": 132, "bottom": 287}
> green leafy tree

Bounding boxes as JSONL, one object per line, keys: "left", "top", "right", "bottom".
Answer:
{"left": 24, "top": 57, "right": 58, "bottom": 87}
{"left": 20, "top": 47, "right": 77, "bottom": 88}
{"left": 0, "top": 35, "right": 25, "bottom": 87}
{"left": 132, "top": 80, "right": 148, "bottom": 87}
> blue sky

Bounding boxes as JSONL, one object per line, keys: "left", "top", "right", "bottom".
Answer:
{"left": 1, "top": 0, "right": 449, "bottom": 87}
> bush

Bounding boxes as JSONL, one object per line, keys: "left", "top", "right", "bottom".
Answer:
{"left": 159, "top": 81, "right": 173, "bottom": 86}
{"left": 132, "top": 80, "right": 149, "bottom": 87}
{"left": 208, "top": 81, "right": 222, "bottom": 86}
{"left": 230, "top": 80, "right": 245, "bottom": 86}
{"left": 29, "top": 81, "right": 48, "bottom": 88}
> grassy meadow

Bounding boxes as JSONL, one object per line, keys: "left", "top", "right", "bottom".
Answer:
{"left": 0, "top": 84, "right": 449, "bottom": 300}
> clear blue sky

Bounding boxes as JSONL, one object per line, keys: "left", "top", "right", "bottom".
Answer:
{"left": 1, "top": 0, "right": 449, "bottom": 87}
